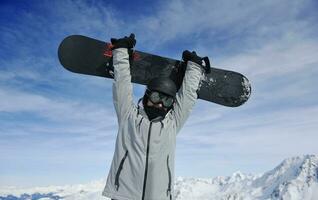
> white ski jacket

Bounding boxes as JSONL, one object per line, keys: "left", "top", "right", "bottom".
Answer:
{"left": 103, "top": 48, "right": 203, "bottom": 200}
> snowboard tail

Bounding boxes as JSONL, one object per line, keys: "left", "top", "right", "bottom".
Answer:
{"left": 58, "top": 35, "right": 251, "bottom": 107}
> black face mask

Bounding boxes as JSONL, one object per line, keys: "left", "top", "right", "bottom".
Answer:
{"left": 144, "top": 104, "right": 167, "bottom": 121}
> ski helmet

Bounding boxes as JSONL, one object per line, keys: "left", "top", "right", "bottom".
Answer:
{"left": 146, "top": 77, "right": 177, "bottom": 98}
{"left": 142, "top": 77, "right": 177, "bottom": 120}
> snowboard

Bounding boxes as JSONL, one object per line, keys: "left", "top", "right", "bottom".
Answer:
{"left": 58, "top": 35, "right": 251, "bottom": 107}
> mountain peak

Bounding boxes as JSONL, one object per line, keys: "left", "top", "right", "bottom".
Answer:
{"left": 253, "top": 155, "right": 318, "bottom": 199}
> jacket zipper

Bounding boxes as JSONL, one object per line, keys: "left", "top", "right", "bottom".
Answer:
{"left": 115, "top": 150, "right": 128, "bottom": 191}
{"left": 141, "top": 122, "right": 153, "bottom": 200}
{"left": 167, "top": 155, "right": 172, "bottom": 200}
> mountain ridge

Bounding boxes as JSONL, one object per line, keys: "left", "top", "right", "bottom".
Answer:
{"left": 1, "top": 155, "right": 317, "bottom": 200}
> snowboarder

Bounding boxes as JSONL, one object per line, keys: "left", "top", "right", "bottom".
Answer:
{"left": 102, "top": 34, "right": 207, "bottom": 200}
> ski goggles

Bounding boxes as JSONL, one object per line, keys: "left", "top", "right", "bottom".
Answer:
{"left": 147, "top": 90, "right": 175, "bottom": 108}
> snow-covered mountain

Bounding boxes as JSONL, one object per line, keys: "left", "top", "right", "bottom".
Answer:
{"left": 175, "top": 155, "right": 318, "bottom": 200}
{"left": 1, "top": 155, "right": 317, "bottom": 200}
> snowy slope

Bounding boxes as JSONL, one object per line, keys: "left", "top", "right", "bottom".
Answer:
{"left": 1, "top": 155, "right": 317, "bottom": 200}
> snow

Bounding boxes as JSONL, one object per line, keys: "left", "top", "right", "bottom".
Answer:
{"left": 0, "top": 155, "right": 317, "bottom": 200}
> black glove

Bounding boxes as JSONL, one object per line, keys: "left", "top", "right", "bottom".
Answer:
{"left": 111, "top": 33, "right": 136, "bottom": 50}
{"left": 182, "top": 50, "right": 211, "bottom": 74}
{"left": 182, "top": 50, "right": 202, "bottom": 65}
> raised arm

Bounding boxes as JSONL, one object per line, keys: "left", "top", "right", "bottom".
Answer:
{"left": 172, "top": 61, "right": 203, "bottom": 133}
{"left": 172, "top": 51, "right": 208, "bottom": 133}
{"left": 112, "top": 48, "right": 134, "bottom": 121}
{"left": 111, "top": 34, "right": 136, "bottom": 122}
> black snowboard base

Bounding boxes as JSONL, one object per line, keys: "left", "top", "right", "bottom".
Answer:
{"left": 58, "top": 35, "right": 251, "bottom": 107}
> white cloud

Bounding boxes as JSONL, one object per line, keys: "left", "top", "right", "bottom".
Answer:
{"left": 0, "top": 87, "right": 115, "bottom": 123}
{"left": 130, "top": 0, "right": 313, "bottom": 49}
{"left": 218, "top": 38, "right": 318, "bottom": 79}
{"left": 175, "top": 102, "right": 318, "bottom": 176}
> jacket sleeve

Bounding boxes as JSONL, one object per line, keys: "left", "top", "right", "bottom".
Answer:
{"left": 172, "top": 61, "right": 203, "bottom": 134}
{"left": 112, "top": 48, "right": 135, "bottom": 122}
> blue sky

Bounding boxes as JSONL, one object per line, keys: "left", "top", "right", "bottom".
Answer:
{"left": 0, "top": 0, "right": 318, "bottom": 187}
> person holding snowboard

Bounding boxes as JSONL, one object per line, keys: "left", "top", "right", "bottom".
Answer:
{"left": 103, "top": 34, "right": 208, "bottom": 200}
